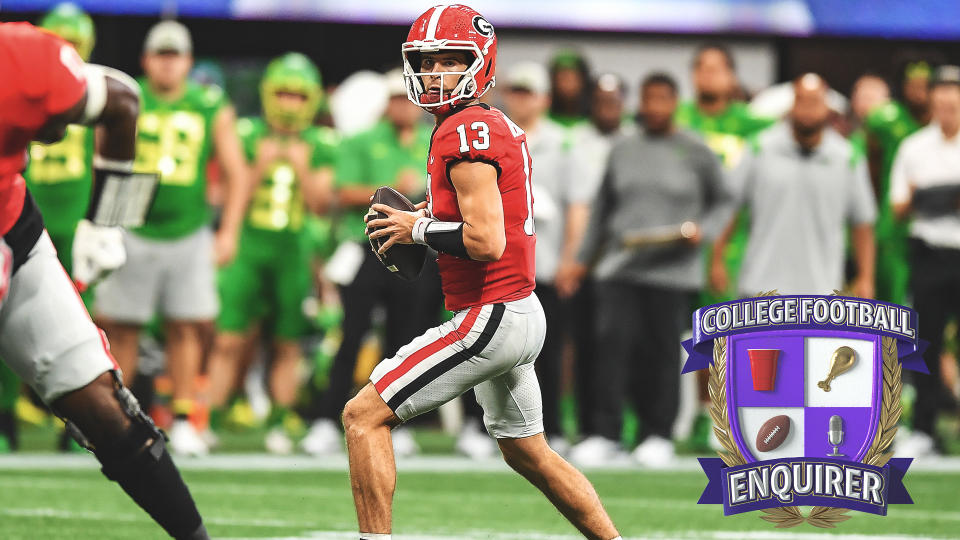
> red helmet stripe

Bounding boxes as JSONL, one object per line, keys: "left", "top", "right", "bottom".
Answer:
{"left": 425, "top": 4, "right": 448, "bottom": 41}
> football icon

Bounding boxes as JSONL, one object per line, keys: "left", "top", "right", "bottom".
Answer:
{"left": 756, "top": 415, "right": 791, "bottom": 452}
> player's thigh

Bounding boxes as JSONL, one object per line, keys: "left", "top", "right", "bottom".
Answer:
{"left": 272, "top": 252, "right": 312, "bottom": 340}
{"left": 94, "top": 231, "right": 162, "bottom": 323}
{"left": 369, "top": 303, "right": 515, "bottom": 422}
{"left": 216, "top": 255, "right": 262, "bottom": 334}
{"left": 0, "top": 233, "right": 114, "bottom": 403}
{"left": 474, "top": 293, "right": 547, "bottom": 439}
{"left": 161, "top": 227, "right": 218, "bottom": 321}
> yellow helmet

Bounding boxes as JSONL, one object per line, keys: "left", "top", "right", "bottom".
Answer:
{"left": 261, "top": 53, "right": 323, "bottom": 132}
{"left": 40, "top": 2, "right": 96, "bottom": 61}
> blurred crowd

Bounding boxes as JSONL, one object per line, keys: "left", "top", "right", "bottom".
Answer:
{"left": 1, "top": 3, "right": 958, "bottom": 464}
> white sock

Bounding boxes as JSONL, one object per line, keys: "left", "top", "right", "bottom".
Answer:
{"left": 611, "top": 537, "right": 623, "bottom": 540}
{"left": 359, "top": 534, "right": 391, "bottom": 540}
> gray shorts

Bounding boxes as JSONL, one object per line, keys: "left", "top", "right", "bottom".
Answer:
{"left": 370, "top": 293, "right": 546, "bottom": 439}
{"left": 0, "top": 232, "right": 115, "bottom": 403}
{"left": 96, "top": 227, "right": 219, "bottom": 323}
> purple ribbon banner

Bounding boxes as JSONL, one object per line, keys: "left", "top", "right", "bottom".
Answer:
{"left": 698, "top": 457, "right": 913, "bottom": 516}
{"left": 681, "top": 295, "right": 929, "bottom": 374}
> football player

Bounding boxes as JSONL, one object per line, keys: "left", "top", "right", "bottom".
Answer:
{"left": 350, "top": 6, "right": 622, "bottom": 539}
{"left": 0, "top": 22, "right": 208, "bottom": 539}
{"left": 95, "top": 20, "right": 250, "bottom": 456}
{"left": 206, "top": 52, "right": 337, "bottom": 454}
{"left": 11, "top": 1, "right": 101, "bottom": 454}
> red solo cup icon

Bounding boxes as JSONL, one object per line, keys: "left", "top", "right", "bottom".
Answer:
{"left": 748, "top": 349, "right": 780, "bottom": 391}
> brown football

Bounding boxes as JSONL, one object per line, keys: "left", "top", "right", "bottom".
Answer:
{"left": 756, "top": 415, "right": 791, "bottom": 452}
{"left": 368, "top": 186, "right": 427, "bottom": 281}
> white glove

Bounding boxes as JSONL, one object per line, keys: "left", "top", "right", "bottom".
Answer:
{"left": 72, "top": 219, "right": 126, "bottom": 292}
{"left": 0, "top": 239, "right": 11, "bottom": 310}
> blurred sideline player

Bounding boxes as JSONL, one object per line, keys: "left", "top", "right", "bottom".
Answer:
{"left": 675, "top": 43, "right": 773, "bottom": 452}
{"left": 0, "top": 1, "right": 99, "bottom": 452}
{"left": 206, "top": 53, "right": 337, "bottom": 454}
{"left": 300, "top": 69, "right": 438, "bottom": 458}
{"left": 0, "top": 21, "right": 208, "bottom": 539}
{"left": 501, "top": 61, "right": 578, "bottom": 454}
{"left": 348, "top": 6, "right": 622, "bottom": 539}
{"left": 96, "top": 20, "right": 250, "bottom": 456}
{"left": 863, "top": 55, "right": 938, "bottom": 305}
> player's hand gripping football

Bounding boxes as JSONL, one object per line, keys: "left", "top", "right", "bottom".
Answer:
{"left": 365, "top": 201, "right": 429, "bottom": 255}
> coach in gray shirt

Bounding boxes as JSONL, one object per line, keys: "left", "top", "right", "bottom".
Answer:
{"left": 711, "top": 74, "right": 877, "bottom": 298}
{"left": 568, "top": 73, "right": 728, "bottom": 467}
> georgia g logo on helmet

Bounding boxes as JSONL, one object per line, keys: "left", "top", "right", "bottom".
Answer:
{"left": 472, "top": 16, "right": 494, "bottom": 37}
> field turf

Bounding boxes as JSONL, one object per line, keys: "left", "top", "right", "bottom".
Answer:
{"left": 0, "top": 450, "right": 958, "bottom": 540}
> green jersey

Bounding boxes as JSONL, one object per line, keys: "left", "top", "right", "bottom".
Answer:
{"left": 334, "top": 120, "right": 431, "bottom": 244}
{"left": 24, "top": 125, "right": 95, "bottom": 237}
{"left": 236, "top": 117, "right": 339, "bottom": 255}
{"left": 863, "top": 100, "right": 922, "bottom": 304}
{"left": 864, "top": 101, "right": 922, "bottom": 217}
{"left": 674, "top": 100, "right": 774, "bottom": 168}
{"left": 133, "top": 79, "right": 227, "bottom": 239}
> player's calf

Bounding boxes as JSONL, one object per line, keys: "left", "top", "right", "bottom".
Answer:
{"left": 498, "top": 434, "right": 621, "bottom": 540}
{"left": 53, "top": 372, "right": 209, "bottom": 540}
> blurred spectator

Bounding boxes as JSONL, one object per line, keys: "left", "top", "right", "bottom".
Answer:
{"left": 863, "top": 55, "right": 940, "bottom": 304}
{"left": 675, "top": 43, "right": 774, "bottom": 303}
{"left": 848, "top": 74, "right": 890, "bottom": 193}
{"left": 96, "top": 20, "right": 250, "bottom": 456}
{"left": 548, "top": 50, "right": 592, "bottom": 127}
{"left": 675, "top": 42, "right": 774, "bottom": 453}
{"left": 890, "top": 65, "right": 960, "bottom": 458}
{"left": 711, "top": 74, "right": 877, "bottom": 297}
{"left": 568, "top": 73, "right": 727, "bottom": 467}
{"left": 501, "top": 61, "right": 577, "bottom": 453}
{"left": 558, "top": 73, "right": 635, "bottom": 438}
{"left": 206, "top": 53, "right": 337, "bottom": 454}
{"left": 300, "top": 69, "right": 434, "bottom": 458}
{"left": 851, "top": 74, "right": 891, "bottom": 128}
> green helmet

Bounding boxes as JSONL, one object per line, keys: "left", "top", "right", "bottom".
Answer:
{"left": 40, "top": 2, "right": 96, "bottom": 61}
{"left": 261, "top": 53, "right": 323, "bottom": 132}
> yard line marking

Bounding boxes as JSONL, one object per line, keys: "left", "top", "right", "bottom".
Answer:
{"left": 0, "top": 507, "right": 318, "bottom": 528}
{"left": 217, "top": 530, "right": 960, "bottom": 540}
{"left": 2, "top": 453, "right": 960, "bottom": 473}
{"left": 2, "top": 476, "right": 959, "bottom": 523}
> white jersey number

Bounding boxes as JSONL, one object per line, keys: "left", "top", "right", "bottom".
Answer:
{"left": 456, "top": 121, "right": 490, "bottom": 152}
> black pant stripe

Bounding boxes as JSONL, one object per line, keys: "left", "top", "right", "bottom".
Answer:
{"left": 386, "top": 303, "right": 506, "bottom": 411}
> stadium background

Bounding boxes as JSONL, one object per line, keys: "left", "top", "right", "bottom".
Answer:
{"left": 2, "top": 1, "right": 960, "bottom": 539}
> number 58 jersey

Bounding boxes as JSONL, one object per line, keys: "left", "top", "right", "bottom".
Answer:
{"left": 426, "top": 103, "right": 536, "bottom": 312}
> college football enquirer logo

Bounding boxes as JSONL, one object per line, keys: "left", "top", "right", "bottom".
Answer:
{"left": 682, "top": 293, "right": 926, "bottom": 528}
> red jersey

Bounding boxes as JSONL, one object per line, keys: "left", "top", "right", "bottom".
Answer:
{"left": 426, "top": 104, "right": 536, "bottom": 311}
{"left": 0, "top": 22, "right": 87, "bottom": 235}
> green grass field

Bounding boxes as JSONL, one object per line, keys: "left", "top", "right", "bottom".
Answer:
{"left": 0, "top": 451, "right": 958, "bottom": 540}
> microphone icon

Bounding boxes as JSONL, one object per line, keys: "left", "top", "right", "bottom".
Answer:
{"left": 828, "top": 415, "right": 845, "bottom": 457}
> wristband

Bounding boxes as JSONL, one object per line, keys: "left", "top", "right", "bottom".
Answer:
{"left": 412, "top": 216, "right": 434, "bottom": 245}
{"left": 422, "top": 220, "right": 470, "bottom": 259}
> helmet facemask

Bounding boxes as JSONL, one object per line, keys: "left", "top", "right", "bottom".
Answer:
{"left": 402, "top": 42, "right": 488, "bottom": 114}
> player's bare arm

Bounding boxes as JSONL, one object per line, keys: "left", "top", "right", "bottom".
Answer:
{"left": 367, "top": 161, "right": 503, "bottom": 260}
{"left": 212, "top": 104, "right": 251, "bottom": 266}
{"left": 447, "top": 160, "right": 505, "bottom": 260}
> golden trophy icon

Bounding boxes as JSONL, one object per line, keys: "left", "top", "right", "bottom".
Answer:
{"left": 818, "top": 346, "right": 857, "bottom": 392}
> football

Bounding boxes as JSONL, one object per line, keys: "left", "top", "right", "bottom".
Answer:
{"left": 368, "top": 186, "right": 427, "bottom": 281}
{"left": 756, "top": 415, "right": 791, "bottom": 452}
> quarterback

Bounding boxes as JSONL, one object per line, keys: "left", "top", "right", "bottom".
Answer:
{"left": 0, "top": 22, "right": 208, "bottom": 539}
{"left": 351, "top": 5, "right": 621, "bottom": 539}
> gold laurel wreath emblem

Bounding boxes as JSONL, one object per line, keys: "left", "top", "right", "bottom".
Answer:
{"left": 708, "top": 291, "right": 902, "bottom": 528}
